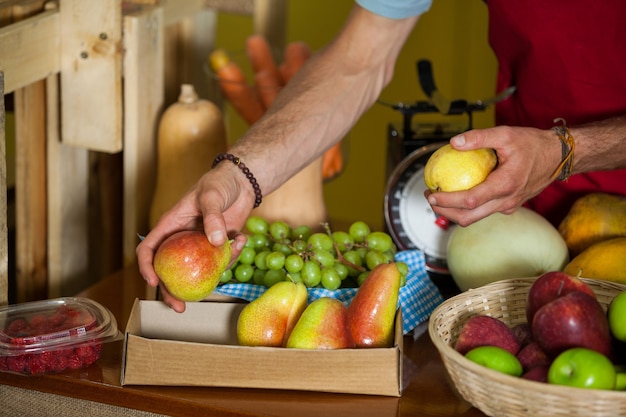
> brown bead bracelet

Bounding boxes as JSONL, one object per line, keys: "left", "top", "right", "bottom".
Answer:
{"left": 211, "top": 153, "right": 263, "bottom": 208}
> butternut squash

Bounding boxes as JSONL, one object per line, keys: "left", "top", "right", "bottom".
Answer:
{"left": 149, "top": 84, "right": 227, "bottom": 228}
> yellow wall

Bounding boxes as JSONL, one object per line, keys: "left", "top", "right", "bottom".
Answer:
{"left": 215, "top": 1, "right": 497, "bottom": 230}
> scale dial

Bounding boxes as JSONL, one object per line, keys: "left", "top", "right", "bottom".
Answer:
{"left": 384, "top": 142, "right": 455, "bottom": 274}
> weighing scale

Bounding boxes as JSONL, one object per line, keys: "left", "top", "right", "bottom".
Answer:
{"left": 381, "top": 60, "right": 515, "bottom": 291}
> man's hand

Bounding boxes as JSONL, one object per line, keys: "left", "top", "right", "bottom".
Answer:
{"left": 425, "top": 126, "right": 560, "bottom": 226}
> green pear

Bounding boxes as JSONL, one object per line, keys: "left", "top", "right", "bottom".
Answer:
{"left": 237, "top": 280, "right": 308, "bottom": 347}
{"left": 286, "top": 297, "right": 355, "bottom": 349}
{"left": 153, "top": 230, "right": 231, "bottom": 302}
{"left": 347, "top": 262, "right": 401, "bottom": 348}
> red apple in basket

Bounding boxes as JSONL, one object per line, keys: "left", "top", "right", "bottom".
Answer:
{"left": 522, "top": 365, "right": 550, "bottom": 383}
{"left": 516, "top": 341, "right": 551, "bottom": 372}
{"left": 455, "top": 315, "right": 521, "bottom": 356}
{"left": 526, "top": 271, "right": 596, "bottom": 325}
{"left": 532, "top": 291, "right": 612, "bottom": 358}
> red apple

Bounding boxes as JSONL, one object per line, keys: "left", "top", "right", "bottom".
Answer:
{"left": 455, "top": 315, "right": 521, "bottom": 356}
{"left": 532, "top": 291, "right": 612, "bottom": 358}
{"left": 522, "top": 365, "right": 550, "bottom": 383}
{"left": 516, "top": 341, "right": 551, "bottom": 372}
{"left": 154, "top": 230, "right": 232, "bottom": 302}
{"left": 526, "top": 271, "right": 596, "bottom": 325}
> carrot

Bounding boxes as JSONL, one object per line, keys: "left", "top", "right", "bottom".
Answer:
{"left": 279, "top": 41, "right": 312, "bottom": 84}
{"left": 254, "top": 69, "right": 282, "bottom": 109}
{"left": 322, "top": 142, "right": 345, "bottom": 180}
{"left": 209, "top": 49, "right": 265, "bottom": 125}
{"left": 246, "top": 35, "right": 283, "bottom": 87}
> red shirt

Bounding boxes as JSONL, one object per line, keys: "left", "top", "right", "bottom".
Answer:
{"left": 488, "top": 0, "right": 626, "bottom": 226}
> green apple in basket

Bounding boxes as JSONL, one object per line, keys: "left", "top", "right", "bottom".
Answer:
{"left": 608, "top": 290, "right": 626, "bottom": 342}
{"left": 548, "top": 347, "right": 616, "bottom": 390}
{"left": 615, "top": 367, "right": 626, "bottom": 390}
{"left": 465, "top": 345, "right": 523, "bottom": 377}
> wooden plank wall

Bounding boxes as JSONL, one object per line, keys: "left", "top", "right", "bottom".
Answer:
{"left": 0, "top": 0, "right": 286, "bottom": 303}
{"left": 12, "top": 1, "right": 48, "bottom": 301}
{"left": 0, "top": 71, "right": 7, "bottom": 306}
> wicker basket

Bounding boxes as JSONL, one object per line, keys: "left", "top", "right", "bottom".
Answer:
{"left": 428, "top": 277, "right": 626, "bottom": 417}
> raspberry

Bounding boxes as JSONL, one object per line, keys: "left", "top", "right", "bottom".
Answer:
{"left": 7, "top": 355, "right": 27, "bottom": 373}
{"left": 66, "top": 354, "right": 83, "bottom": 370}
{"left": 39, "top": 351, "right": 57, "bottom": 372}
{"left": 28, "top": 314, "right": 48, "bottom": 330}
{"left": 0, "top": 357, "right": 7, "bottom": 371}
{"left": 48, "top": 310, "right": 67, "bottom": 328}
{"left": 6, "top": 318, "right": 28, "bottom": 336}
{"left": 75, "top": 345, "right": 93, "bottom": 358}
{"left": 59, "top": 348, "right": 74, "bottom": 358}
{"left": 65, "top": 307, "right": 80, "bottom": 318}
{"left": 81, "top": 351, "right": 100, "bottom": 367}
{"left": 51, "top": 355, "right": 68, "bottom": 372}
{"left": 28, "top": 355, "right": 48, "bottom": 375}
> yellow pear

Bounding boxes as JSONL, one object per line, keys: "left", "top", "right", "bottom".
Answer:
{"left": 564, "top": 237, "right": 626, "bottom": 284}
{"left": 285, "top": 298, "right": 355, "bottom": 350}
{"left": 236, "top": 281, "right": 308, "bottom": 347}
{"left": 558, "top": 192, "right": 626, "bottom": 257}
{"left": 424, "top": 144, "right": 497, "bottom": 192}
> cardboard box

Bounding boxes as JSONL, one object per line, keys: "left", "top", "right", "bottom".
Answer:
{"left": 121, "top": 299, "right": 404, "bottom": 396}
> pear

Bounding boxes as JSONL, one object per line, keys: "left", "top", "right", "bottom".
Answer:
{"left": 237, "top": 280, "right": 308, "bottom": 347}
{"left": 153, "top": 230, "right": 231, "bottom": 302}
{"left": 286, "top": 297, "right": 355, "bottom": 350}
{"left": 347, "top": 262, "right": 401, "bottom": 348}
{"left": 424, "top": 144, "right": 497, "bottom": 192}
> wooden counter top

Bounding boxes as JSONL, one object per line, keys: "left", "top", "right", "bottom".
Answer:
{"left": 0, "top": 265, "right": 487, "bottom": 417}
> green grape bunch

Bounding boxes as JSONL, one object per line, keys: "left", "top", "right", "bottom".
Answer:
{"left": 219, "top": 216, "right": 409, "bottom": 290}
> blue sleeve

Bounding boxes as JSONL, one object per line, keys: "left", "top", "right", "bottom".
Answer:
{"left": 355, "top": 0, "right": 432, "bottom": 19}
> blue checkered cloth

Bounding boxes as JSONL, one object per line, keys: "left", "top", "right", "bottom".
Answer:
{"left": 213, "top": 250, "right": 444, "bottom": 334}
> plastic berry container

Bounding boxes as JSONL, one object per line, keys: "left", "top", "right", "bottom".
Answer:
{"left": 0, "top": 297, "right": 122, "bottom": 375}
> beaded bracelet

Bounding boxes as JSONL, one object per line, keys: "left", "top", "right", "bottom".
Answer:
{"left": 550, "top": 117, "right": 576, "bottom": 181}
{"left": 211, "top": 153, "right": 263, "bottom": 208}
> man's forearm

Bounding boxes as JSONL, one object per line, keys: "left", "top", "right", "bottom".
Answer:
{"left": 228, "top": 5, "right": 420, "bottom": 196}
{"left": 570, "top": 115, "right": 626, "bottom": 174}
